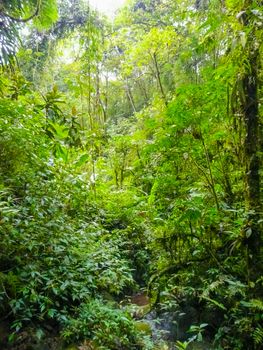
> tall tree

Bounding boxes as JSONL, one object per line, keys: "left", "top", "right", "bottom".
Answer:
{"left": 229, "top": 0, "right": 262, "bottom": 276}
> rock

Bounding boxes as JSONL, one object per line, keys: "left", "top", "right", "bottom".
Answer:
{"left": 0, "top": 321, "right": 9, "bottom": 348}
{"left": 135, "top": 321, "right": 152, "bottom": 335}
{"left": 145, "top": 310, "right": 173, "bottom": 341}
{"left": 65, "top": 345, "right": 79, "bottom": 350}
{"left": 130, "top": 292, "right": 149, "bottom": 306}
{"left": 174, "top": 306, "right": 199, "bottom": 340}
{"left": 144, "top": 306, "right": 199, "bottom": 342}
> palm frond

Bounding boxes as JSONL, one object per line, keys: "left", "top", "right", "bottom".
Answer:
{"left": 0, "top": 14, "right": 19, "bottom": 65}
{"left": 0, "top": 0, "right": 58, "bottom": 66}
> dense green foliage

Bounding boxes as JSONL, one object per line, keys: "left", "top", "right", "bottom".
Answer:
{"left": 0, "top": 0, "right": 262, "bottom": 349}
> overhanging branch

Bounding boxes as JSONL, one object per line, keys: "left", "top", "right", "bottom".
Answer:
{"left": 0, "top": 0, "right": 41, "bottom": 23}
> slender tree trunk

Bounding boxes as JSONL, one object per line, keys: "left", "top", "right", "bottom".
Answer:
{"left": 79, "top": 79, "right": 85, "bottom": 130}
{"left": 137, "top": 77, "right": 149, "bottom": 103}
{"left": 151, "top": 52, "right": 167, "bottom": 105}
{"left": 125, "top": 79, "right": 136, "bottom": 113}
{"left": 104, "top": 74, "right": 109, "bottom": 123}
{"left": 200, "top": 134, "right": 220, "bottom": 211}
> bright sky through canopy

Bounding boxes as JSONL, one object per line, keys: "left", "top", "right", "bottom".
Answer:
{"left": 88, "top": 0, "right": 126, "bottom": 17}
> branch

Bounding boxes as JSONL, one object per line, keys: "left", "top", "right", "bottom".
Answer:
{"left": 0, "top": 0, "right": 41, "bottom": 23}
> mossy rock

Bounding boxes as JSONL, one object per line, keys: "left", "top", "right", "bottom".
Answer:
{"left": 65, "top": 345, "right": 79, "bottom": 350}
{"left": 135, "top": 321, "right": 152, "bottom": 335}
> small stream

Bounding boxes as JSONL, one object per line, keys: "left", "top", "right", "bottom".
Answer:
{"left": 126, "top": 292, "right": 214, "bottom": 350}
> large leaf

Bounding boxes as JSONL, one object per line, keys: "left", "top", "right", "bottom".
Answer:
{"left": 34, "top": 0, "right": 58, "bottom": 30}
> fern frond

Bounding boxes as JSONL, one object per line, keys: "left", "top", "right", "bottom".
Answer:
{"left": 253, "top": 326, "right": 263, "bottom": 345}
{"left": 241, "top": 299, "right": 263, "bottom": 311}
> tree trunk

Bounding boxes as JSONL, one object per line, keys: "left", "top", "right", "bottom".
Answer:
{"left": 151, "top": 52, "right": 167, "bottom": 105}
{"left": 240, "top": 9, "right": 262, "bottom": 276}
{"left": 125, "top": 79, "right": 136, "bottom": 113}
{"left": 242, "top": 52, "right": 261, "bottom": 269}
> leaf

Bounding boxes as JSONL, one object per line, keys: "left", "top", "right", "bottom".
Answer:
{"left": 236, "top": 11, "right": 246, "bottom": 20}
{"left": 75, "top": 154, "right": 89, "bottom": 167}
{"left": 48, "top": 122, "right": 69, "bottom": 139}
{"left": 34, "top": 0, "right": 58, "bottom": 30}
{"left": 182, "top": 208, "right": 201, "bottom": 222}
{"left": 246, "top": 228, "right": 252, "bottom": 238}
{"left": 197, "top": 332, "right": 202, "bottom": 341}
{"left": 201, "top": 296, "right": 227, "bottom": 311}
{"left": 48, "top": 309, "right": 56, "bottom": 318}
{"left": 35, "top": 328, "right": 45, "bottom": 340}
{"left": 200, "top": 323, "right": 208, "bottom": 328}
{"left": 240, "top": 32, "right": 247, "bottom": 48}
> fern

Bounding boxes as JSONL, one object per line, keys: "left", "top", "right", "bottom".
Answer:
{"left": 201, "top": 295, "right": 227, "bottom": 311}
{"left": 241, "top": 299, "right": 263, "bottom": 311}
{"left": 250, "top": 299, "right": 263, "bottom": 311}
{"left": 175, "top": 340, "right": 189, "bottom": 350}
{"left": 253, "top": 326, "right": 263, "bottom": 345}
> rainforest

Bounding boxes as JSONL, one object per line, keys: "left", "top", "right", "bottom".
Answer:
{"left": 0, "top": 0, "right": 262, "bottom": 349}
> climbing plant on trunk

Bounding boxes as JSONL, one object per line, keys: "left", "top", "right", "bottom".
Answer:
{"left": 230, "top": 0, "right": 262, "bottom": 277}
